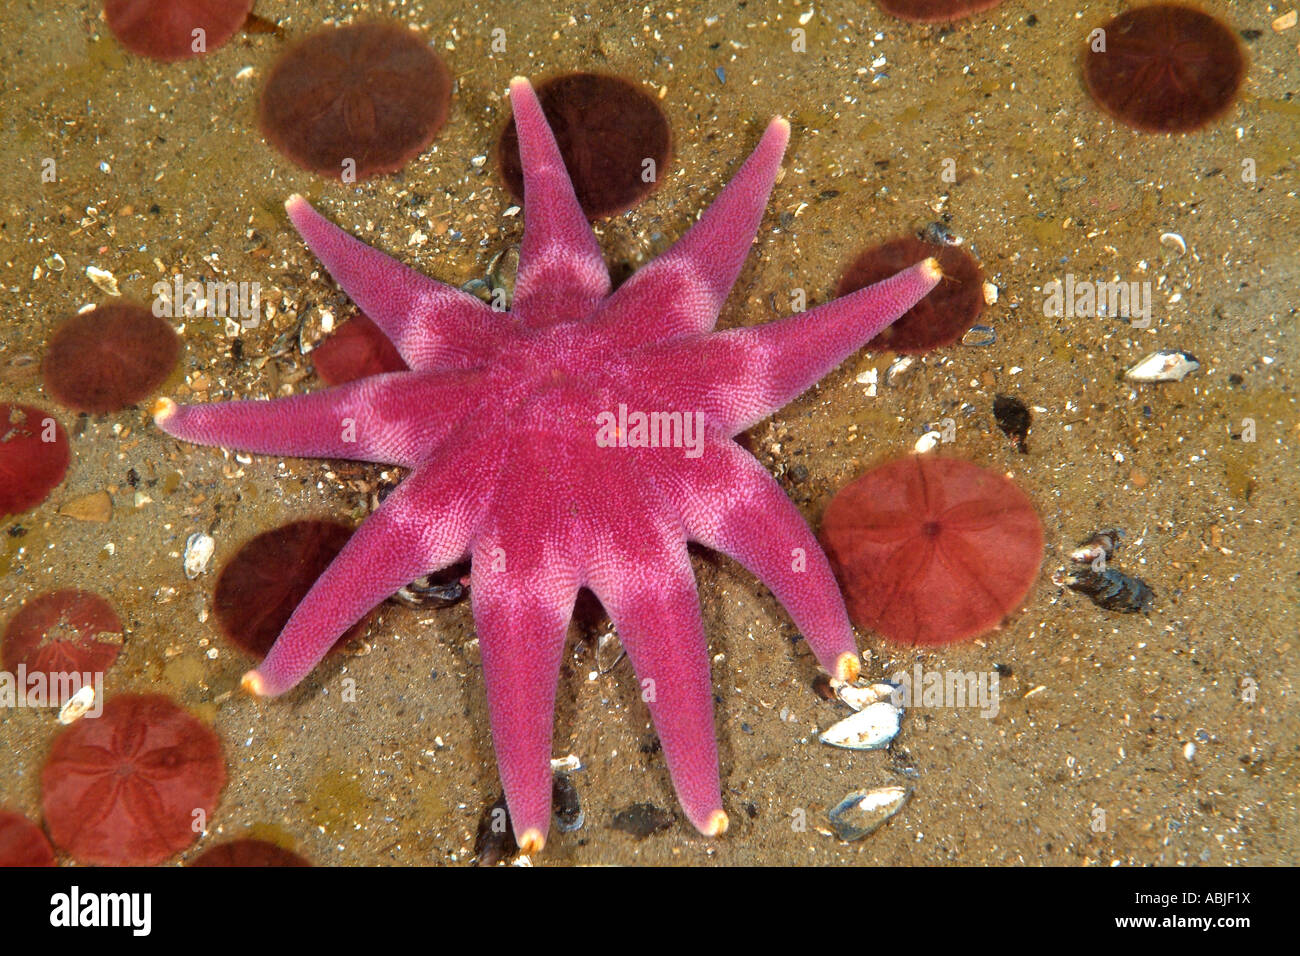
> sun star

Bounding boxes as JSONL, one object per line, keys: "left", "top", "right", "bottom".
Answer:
{"left": 154, "top": 77, "right": 940, "bottom": 854}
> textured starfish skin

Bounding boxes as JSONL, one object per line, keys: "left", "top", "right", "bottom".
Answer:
{"left": 155, "top": 77, "right": 940, "bottom": 852}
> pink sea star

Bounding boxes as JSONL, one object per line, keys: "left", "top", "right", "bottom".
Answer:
{"left": 154, "top": 77, "right": 940, "bottom": 853}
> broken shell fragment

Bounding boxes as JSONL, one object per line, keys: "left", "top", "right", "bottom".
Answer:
{"left": 486, "top": 247, "right": 520, "bottom": 308}
{"left": 831, "top": 678, "right": 901, "bottom": 712}
{"left": 828, "top": 785, "right": 911, "bottom": 841}
{"left": 549, "top": 754, "right": 583, "bottom": 774}
{"left": 473, "top": 794, "right": 516, "bottom": 866}
{"left": 58, "top": 684, "right": 97, "bottom": 725}
{"left": 183, "top": 532, "right": 215, "bottom": 579}
{"left": 459, "top": 277, "right": 493, "bottom": 303}
{"left": 1125, "top": 350, "right": 1199, "bottom": 383}
{"left": 884, "top": 355, "right": 915, "bottom": 387}
{"left": 391, "top": 568, "right": 468, "bottom": 608}
{"left": 919, "top": 221, "right": 962, "bottom": 246}
{"left": 961, "top": 324, "right": 996, "bottom": 347}
{"left": 552, "top": 774, "right": 584, "bottom": 833}
{"left": 1158, "top": 232, "right": 1187, "bottom": 256}
{"left": 818, "top": 699, "right": 903, "bottom": 750}
{"left": 1055, "top": 566, "right": 1155, "bottom": 613}
{"left": 595, "top": 631, "right": 625, "bottom": 674}
{"left": 1069, "top": 528, "right": 1124, "bottom": 567}
{"left": 914, "top": 430, "right": 942, "bottom": 454}
{"left": 85, "top": 266, "right": 121, "bottom": 296}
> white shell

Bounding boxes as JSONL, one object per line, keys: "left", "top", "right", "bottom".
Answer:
{"left": 1159, "top": 232, "right": 1187, "bottom": 256}
{"left": 914, "top": 430, "right": 942, "bottom": 454}
{"left": 550, "top": 754, "right": 583, "bottom": 774}
{"left": 832, "top": 678, "right": 901, "bottom": 712}
{"left": 58, "top": 684, "right": 96, "bottom": 725}
{"left": 183, "top": 532, "right": 215, "bottom": 579}
{"left": 828, "top": 785, "right": 911, "bottom": 840}
{"left": 1125, "top": 350, "right": 1200, "bottom": 383}
{"left": 884, "top": 356, "right": 915, "bottom": 387}
{"left": 85, "top": 265, "right": 121, "bottom": 296}
{"left": 818, "top": 700, "right": 902, "bottom": 750}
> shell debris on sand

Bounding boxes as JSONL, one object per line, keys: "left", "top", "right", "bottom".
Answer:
{"left": 830, "top": 678, "right": 902, "bottom": 712}
{"left": 391, "top": 568, "right": 468, "bottom": 608}
{"left": 58, "top": 684, "right": 97, "bottom": 725}
{"left": 1056, "top": 566, "right": 1155, "bottom": 613}
{"left": 1055, "top": 528, "right": 1155, "bottom": 613}
{"left": 85, "top": 265, "right": 120, "bottom": 296}
{"left": 1069, "top": 528, "right": 1124, "bottom": 567}
{"left": 828, "top": 785, "right": 911, "bottom": 841}
{"left": 961, "top": 324, "right": 996, "bottom": 347}
{"left": 552, "top": 774, "right": 584, "bottom": 833}
{"left": 884, "top": 355, "right": 915, "bottom": 387}
{"left": 919, "top": 221, "right": 962, "bottom": 246}
{"left": 550, "top": 754, "right": 583, "bottom": 774}
{"left": 819, "top": 699, "right": 903, "bottom": 750}
{"left": 1158, "top": 232, "right": 1187, "bottom": 256}
{"left": 914, "top": 430, "right": 943, "bottom": 454}
{"left": 1125, "top": 350, "right": 1200, "bottom": 383}
{"left": 183, "top": 532, "right": 215, "bottom": 579}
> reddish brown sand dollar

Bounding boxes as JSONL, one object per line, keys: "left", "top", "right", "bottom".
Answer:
{"left": 877, "top": 0, "right": 1003, "bottom": 22}
{"left": 0, "top": 811, "right": 56, "bottom": 867}
{"left": 312, "top": 313, "right": 408, "bottom": 386}
{"left": 258, "top": 23, "right": 452, "bottom": 180}
{"left": 41, "top": 694, "right": 226, "bottom": 866}
{"left": 498, "top": 72, "right": 672, "bottom": 219}
{"left": 214, "top": 520, "right": 363, "bottom": 659}
{"left": 2, "top": 590, "right": 123, "bottom": 703}
{"left": 837, "top": 237, "right": 983, "bottom": 353}
{"left": 0, "top": 403, "right": 70, "bottom": 518}
{"left": 1083, "top": 4, "right": 1245, "bottom": 134}
{"left": 42, "top": 304, "right": 180, "bottom": 414}
{"left": 105, "top": 0, "right": 255, "bottom": 61}
{"left": 820, "top": 456, "right": 1043, "bottom": 646}
{"left": 191, "top": 838, "right": 311, "bottom": 866}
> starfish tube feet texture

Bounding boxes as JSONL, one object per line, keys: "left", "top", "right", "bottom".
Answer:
{"left": 153, "top": 76, "right": 941, "bottom": 850}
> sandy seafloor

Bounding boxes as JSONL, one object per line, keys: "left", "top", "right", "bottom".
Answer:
{"left": 0, "top": 0, "right": 1296, "bottom": 867}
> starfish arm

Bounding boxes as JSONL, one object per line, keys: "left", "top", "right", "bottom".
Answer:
{"left": 243, "top": 455, "right": 493, "bottom": 697}
{"left": 655, "top": 437, "right": 859, "bottom": 681}
{"left": 591, "top": 117, "right": 790, "bottom": 346}
{"left": 285, "top": 195, "right": 509, "bottom": 369}
{"left": 506, "top": 77, "right": 611, "bottom": 326}
{"left": 152, "top": 370, "right": 488, "bottom": 468}
{"left": 581, "top": 497, "right": 726, "bottom": 838}
{"left": 471, "top": 542, "right": 579, "bottom": 856}
{"left": 626, "top": 257, "right": 942, "bottom": 435}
